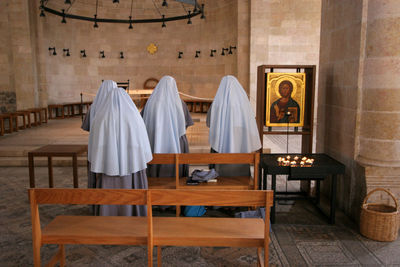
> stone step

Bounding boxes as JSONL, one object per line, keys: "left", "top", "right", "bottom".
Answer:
{"left": 0, "top": 146, "right": 211, "bottom": 167}
{"left": 0, "top": 146, "right": 41, "bottom": 157}
{"left": 0, "top": 156, "right": 88, "bottom": 167}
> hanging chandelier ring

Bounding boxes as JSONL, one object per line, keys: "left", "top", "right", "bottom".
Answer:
{"left": 40, "top": 4, "right": 204, "bottom": 24}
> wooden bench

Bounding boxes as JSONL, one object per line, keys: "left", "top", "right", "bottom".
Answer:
{"left": 79, "top": 101, "right": 92, "bottom": 115}
{"left": 49, "top": 102, "right": 92, "bottom": 119}
{"left": 0, "top": 115, "right": 4, "bottom": 136}
{"left": 0, "top": 108, "right": 47, "bottom": 136}
{"left": 148, "top": 153, "right": 259, "bottom": 216}
{"left": 16, "top": 110, "right": 32, "bottom": 128}
{"left": 148, "top": 153, "right": 259, "bottom": 190}
{"left": 27, "top": 108, "right": 47, "bottom": 125}
{"left": 183, "top": 99, "right": 212, "bottom": 113}
{"left": 29, "top": 188, "right": 273, "bottom": 267}
{"left": 10, "top": 111, "right": 28, "bottom": 130}
{"left": 0, "top": 113, "right": 13, "bottom": 135}
{"left": 48, "top": 104, "right": 65, "bottom": 119}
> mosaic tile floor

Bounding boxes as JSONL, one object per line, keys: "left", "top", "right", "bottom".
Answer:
{"left": 0, "top": 115, "right": 399, "bottom": 266}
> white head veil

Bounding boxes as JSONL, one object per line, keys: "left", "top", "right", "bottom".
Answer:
{"left": 209, "top": 75, "right": 261, "bottom": 153}
{"left": 89, "top": 80, "right": 117, "bottom": 127}
{"left": 88, "top": 87, "right": 152, "bottom": 176}
{"left": 142, "top": 75, "right": 186, "bottom": 153}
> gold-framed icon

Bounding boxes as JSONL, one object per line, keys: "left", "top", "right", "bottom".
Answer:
{"left": 265, "top": 73, "right": 306, "bottom": 127}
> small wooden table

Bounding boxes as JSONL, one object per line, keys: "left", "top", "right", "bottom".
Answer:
{"left": 28, "top": 145, "right": 87, "bottom": 188}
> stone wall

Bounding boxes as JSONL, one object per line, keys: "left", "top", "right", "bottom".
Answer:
{"left": 0, "top": 0, "right": 14, "bottom": 113}
{"left": 33, "top": 0, "right": 238, "bottom": 105}
{"left": 236, "top": 0, "right": 250, "bottom": 92}
{"left": 249, "top": 0, "right": 321, "bottom": 108}
{"left": 317, "top": 0, "right": 365, "bottom": 219}
{"left": 317, "top": 0, "right": 400, "bottom": 223}
{"left": 2, "top": 0, "right": 321, "bottom": 111}
{"left": 8, "top": 0, "right": 37, "bottom": 110}
{"left": 0, "top": 92, "right": 16, "bottom": 113}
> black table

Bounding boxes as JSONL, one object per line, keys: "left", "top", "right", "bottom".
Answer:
{"left": 260, "top": 153, "right": 345, "bottom": 224}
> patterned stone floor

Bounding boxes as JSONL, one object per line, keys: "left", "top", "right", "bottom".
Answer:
{"left": 0, "top": 115, "right": 399, "bottom": 266}
{"left": 1, "top": 165, "right": 399, "bottom": 266}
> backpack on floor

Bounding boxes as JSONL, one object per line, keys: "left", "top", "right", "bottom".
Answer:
{"left": 183, "top": 205, "right": 206, "bottom": 217}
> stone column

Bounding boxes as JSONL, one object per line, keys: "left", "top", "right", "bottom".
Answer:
{"left": 236, "top": 0, "right": 250, "bottom": 93}
{"left": 357, "top": 0, "right": 400, "bottom": 167}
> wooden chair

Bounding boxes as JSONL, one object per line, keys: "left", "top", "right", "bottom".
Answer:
{"left": 117, "top": 80, "right": 130, "bottom": 90}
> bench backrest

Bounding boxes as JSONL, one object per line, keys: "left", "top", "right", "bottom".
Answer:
{"left": 151, "top": 189, "right": 270, "bottom": 207}
{"left": 148, "top": 153, "right": 260, "bottom": 189}
{"left": 29, "top": 188, "right": 147, "bottom": 205}
{"left": 29, "top": 188, "right": 273, "bottom": 267}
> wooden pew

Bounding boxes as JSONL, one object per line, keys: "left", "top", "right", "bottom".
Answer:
{"left": 16, "top": 110, "right": 32, "bottom": 128}
{"left": 28, "top": 188, "right": 150, "bottom": 267}
{"left": 0, "top": 113, "right": 13, "bottom": 135}
{"left": 48, "top": 104, "right": 65, "bottom": 119}
{"left": 148, "top": 153, "right": 259, "bottom": 216}
{"left": 48, "top": 102, "right": 92, "bottom": 119}
{"left": 29, "top": 188, "right": 273, "bottom": 267}
{"left": 183, "top": 99, "right": 212, "bottom": 113}
{"left": 148, "top": 153, "right": 259, "bottom": 190}
{"left": 151, "top": 189, "right": 273, "bottom": 267}
{"left": 0, "top": 115, "right": 4, "bottom": 136}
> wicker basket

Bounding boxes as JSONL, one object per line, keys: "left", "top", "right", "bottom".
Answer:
{"left": 360, "top": 188, "right": 399, "bottom": 242}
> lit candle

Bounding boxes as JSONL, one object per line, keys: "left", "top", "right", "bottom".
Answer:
{"left": 294, "top": 156, "right": 299, "bottom": 161}
{"left": 290, "top": 161, "right": 297, "bottom": 165}
{"left": 300, "top": 161, "right": 305, "bottom": 166}
{"left": 286, "top": 155, "right": 291, "bottom": 160}
{"left": 302, "top": 157, "right": 307, "bottom": 161}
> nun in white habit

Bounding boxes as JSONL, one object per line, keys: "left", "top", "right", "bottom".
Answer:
{"left": 207, "top": 75, "right": 261, "bottom": 176}
{"left": 81, "top": 80, "right": 118, "bottom": 131}
{"left": 141, "top": 75, "right": 193, "bottom": 177}
{"left": 88, "top": 87, "right": 152, "bottom": 216}
{"left": 81, "top": 80, "right": 118, "bottom": 190}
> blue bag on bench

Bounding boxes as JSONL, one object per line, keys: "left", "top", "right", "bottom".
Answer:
{"left": 183, "top": 205, "right": 206, "bottom": 217}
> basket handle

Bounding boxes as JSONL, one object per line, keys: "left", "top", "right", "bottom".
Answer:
{"left": 363, "top": 188, "right": 399, "bottom": 211}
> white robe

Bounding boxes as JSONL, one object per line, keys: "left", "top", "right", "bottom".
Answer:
{"left": 88, "top": 87, "right": 152, "bottom": 216}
